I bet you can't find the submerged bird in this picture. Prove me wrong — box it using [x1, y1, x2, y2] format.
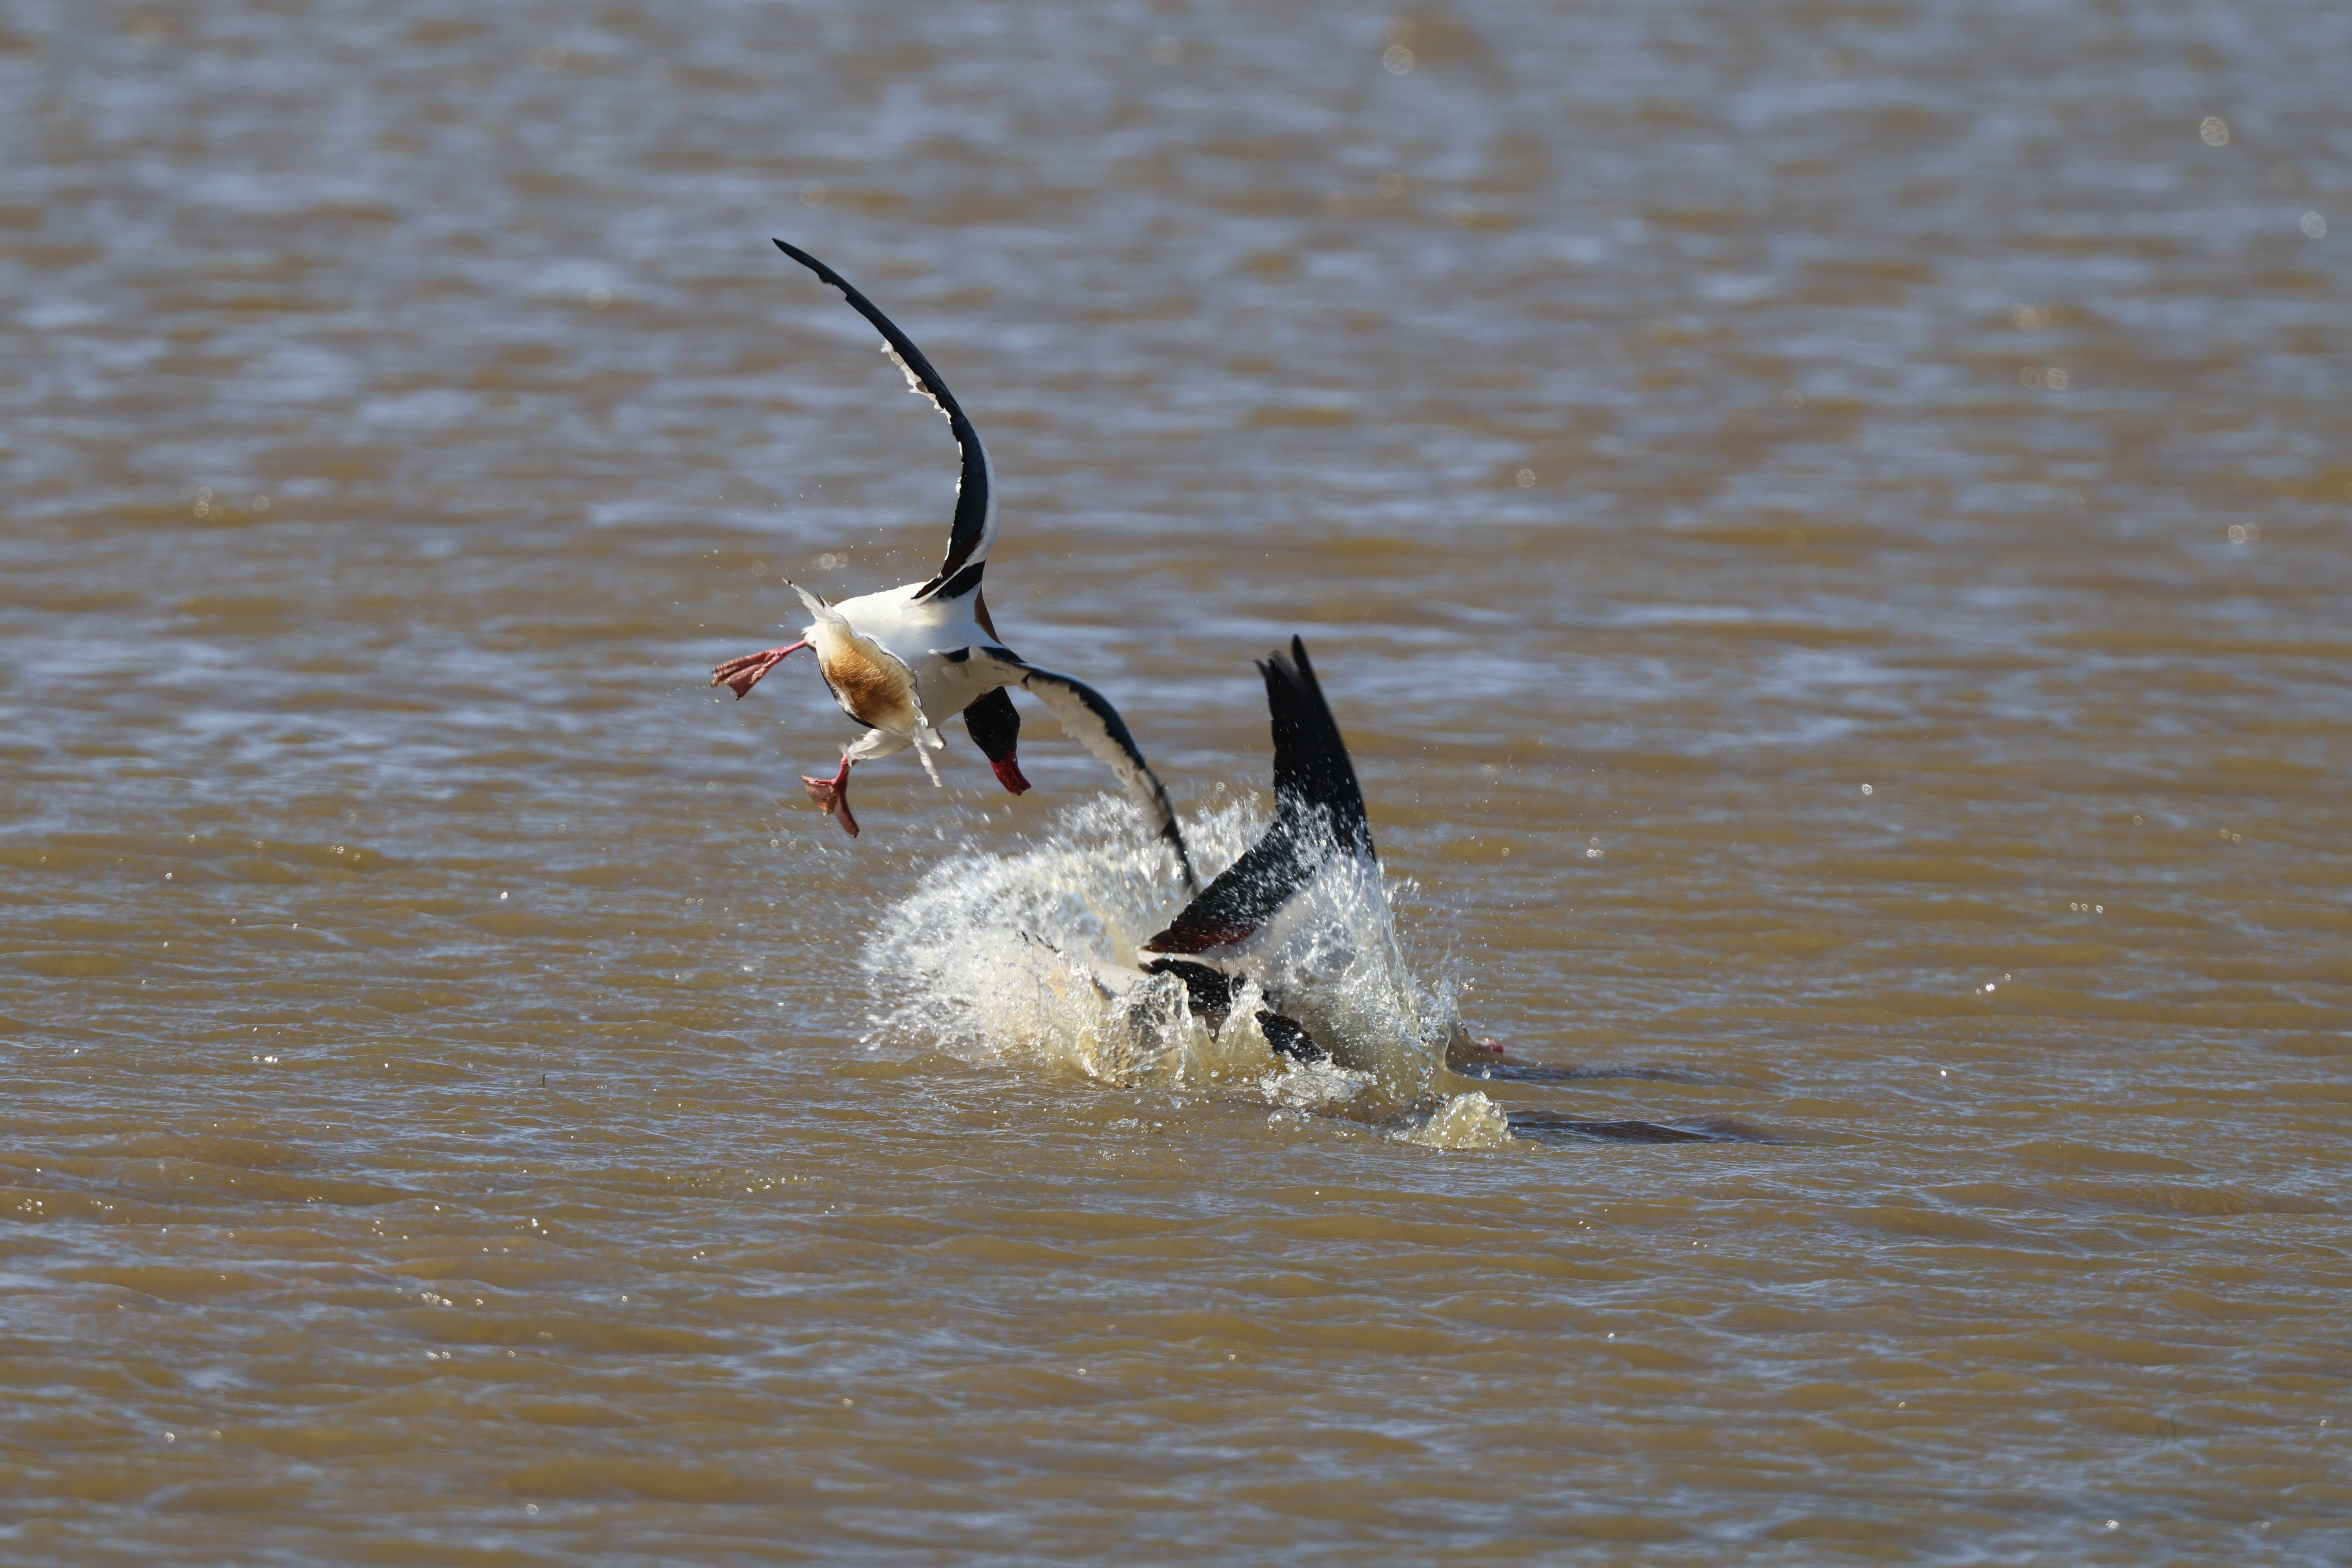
[1129, 635, 1425, 1076]
[1087, 638, 1754, 1143]
[715, 241, 1195, 891]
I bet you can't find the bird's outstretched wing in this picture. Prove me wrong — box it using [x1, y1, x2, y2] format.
[772, 240, 996, 603]
[951, 647, 1197, 892]
[1142, 636, 1371, 955]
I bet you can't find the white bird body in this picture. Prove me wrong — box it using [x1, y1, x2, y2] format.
[787, 582, 944, 781]
[807, 579, 993, 731]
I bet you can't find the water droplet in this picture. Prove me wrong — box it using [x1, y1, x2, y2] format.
[2199, 116, 2229, 146]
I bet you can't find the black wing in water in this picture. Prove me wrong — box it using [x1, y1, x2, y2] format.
[771, 241, 997, 603]
[1143, 635, 1371, 955]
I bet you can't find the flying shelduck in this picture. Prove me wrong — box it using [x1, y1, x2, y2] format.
[715, 242, 1196, 892]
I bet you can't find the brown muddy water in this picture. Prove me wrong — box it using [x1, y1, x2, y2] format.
[5, 1, 2351, 1563]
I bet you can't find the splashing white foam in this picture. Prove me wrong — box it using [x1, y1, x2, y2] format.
[1401, 1092, 1514, 1151]
[862, 797, 1506, 1145]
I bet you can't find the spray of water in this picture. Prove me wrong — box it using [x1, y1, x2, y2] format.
[862, 797, 1511, 1149]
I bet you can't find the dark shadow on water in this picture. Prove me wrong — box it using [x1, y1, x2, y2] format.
[1467, 1063, 1723, 1085]
[1507, 1112, 1773, 1145]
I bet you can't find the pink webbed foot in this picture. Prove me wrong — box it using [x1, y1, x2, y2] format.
[712, 640, 810, 699]
[802, 756, 859, 838]
[990, 751, 1032, 797]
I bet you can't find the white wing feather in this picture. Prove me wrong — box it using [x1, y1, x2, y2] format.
[957, 647, 1194, 887]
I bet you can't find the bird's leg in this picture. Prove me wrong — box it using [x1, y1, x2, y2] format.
[711, 639, 810, 699]
[802, 753, 859, 838]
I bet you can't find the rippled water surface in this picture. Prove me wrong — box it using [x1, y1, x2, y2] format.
[6, 0, 2351, 1561]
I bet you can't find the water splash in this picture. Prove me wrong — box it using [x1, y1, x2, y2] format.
[862, 797, 1505, 1147]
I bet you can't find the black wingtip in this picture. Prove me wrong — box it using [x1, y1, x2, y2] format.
[1258, 636, 1372, 859]
[772, 238, 837, 287]
[1140, 635, 1370, 956]
[1163, 817, 1200, 897]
